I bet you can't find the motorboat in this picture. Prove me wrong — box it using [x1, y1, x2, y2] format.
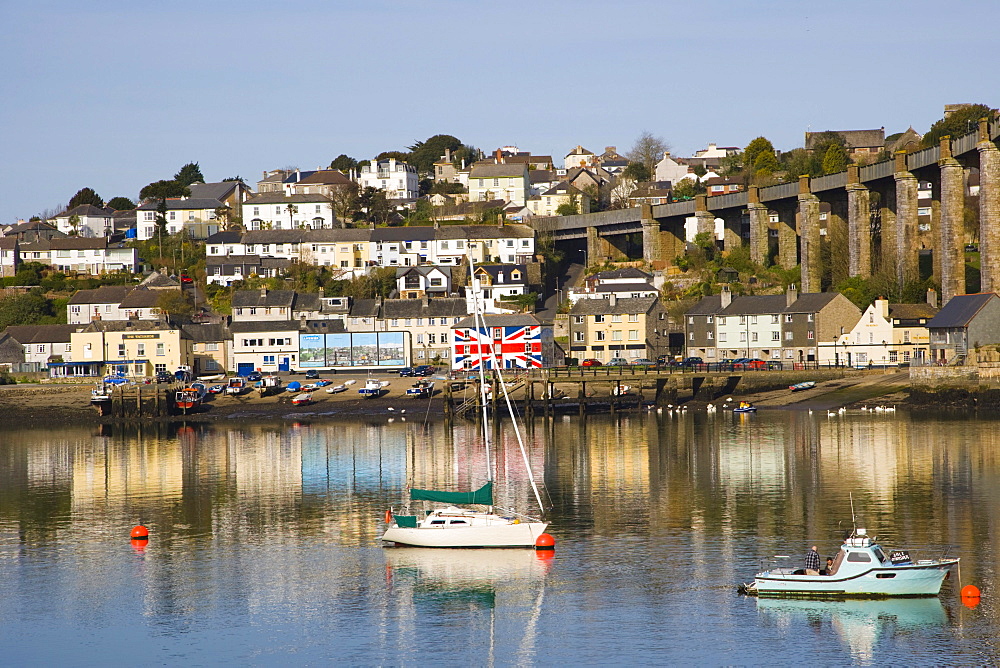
[285, 381, 302, 393]
[174, 387, 202, 413]
[406, 380, 434, 398]
[90, 383, 114, 405]
[739, 528, 959, 598]
[359, 377, 388, 398]
[326, 383, 348, 394]
[226, 377, 246, 396]
[207, 384, 225, 394]
[257, 374, 283, 396]
[733, 402, 757, 413]
[611, 384, 632, 396]
[790, 381, 816, 392]
[290, 393, 313, 406]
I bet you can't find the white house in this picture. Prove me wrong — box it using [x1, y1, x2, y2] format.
[468, 163, 529, 206]
[50, 204, 114, 238]
[241, 193, 337, 231]
[48, 238, 139, 274]
[230, 320, 300, 375]
[371, 227, 436, 267]
[564, 145, 595, 170]
[569, 267, 658, 304]
[654, 152, 690, 184]
[358, 158, 419, 200]
[468, 264, 530, 313]
[396, 266, 453, 299]
[0, 237, 17, 277]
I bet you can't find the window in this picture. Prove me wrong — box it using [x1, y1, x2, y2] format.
[628, 330, 639, 341]
[428, 333, 436, 344]
[428, 318, 435, 326]
[688, 316, 694, 324]
[612, 315, 622, 323]
[417, 334, 423, 344]
[889, 350, 898, 362]
[264, 355, 275, 364]
[807, 330, 814, 340]
[739, 332, 746, 342]
[719, 333, 727, 342]
[594, 315, 605, 323]
[574, 315, 584, 324]
[574, 331, 585, 342]
[493, 328, 502, 339]
[751, 332, 758, 342]
[118, 343, 126, 357]
[707, 331, 713, 340]
[785, 332, 793, 341]
[689, 332, 694, 340]
[718, 317, 726, 325]
[751, 315, 757, 325]
[739, 315, 746, 325]
[785, 314, 793, 323]
[707, 315, 713, 323]
[846, 551, 872, 563]
[612, 331, 622, 341]
[595, 331, 606, 341]
[903, 331, 910, 343]
[137, 343, 145, 357]
[807, 313, 813, 322]
[629, 314, 639, 322]
[771, 315, 779, 324]
[36, 344, 45, 353]
[156, 343, 165, 356]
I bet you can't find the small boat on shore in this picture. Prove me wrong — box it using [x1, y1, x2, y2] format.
[226, 377, 246, 396]
[257, 374, 283, 396]
[90, 383, 114, 405]
[175, 387, 202, 413]
[734, 402, 757, 413]
[406, 380, 434, 398]
[326, 383, 348, 394]
[291, 393, 313, 406]
[739, 527, 959, 599]
[790, 381, 816, 392]
[359, 378, 388, 398]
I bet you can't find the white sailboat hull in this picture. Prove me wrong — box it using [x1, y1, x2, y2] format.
[382, 522, 548, 548]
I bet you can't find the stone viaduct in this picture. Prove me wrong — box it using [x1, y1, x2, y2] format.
[531, 118, 1000, 305]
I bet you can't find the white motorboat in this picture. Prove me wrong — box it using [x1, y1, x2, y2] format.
[381, 249, 550, 549]
[740, 528, 959, 598]
[325, 383, 347, 394]
[358, 377, 387, 398]
[226, 377, 246, 395]
[406, 380, 434, 397]
[290, 392, 313, 406]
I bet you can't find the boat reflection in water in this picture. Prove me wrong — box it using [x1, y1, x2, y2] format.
[385, 548, 552, 663]
[756, 596, 948, 664]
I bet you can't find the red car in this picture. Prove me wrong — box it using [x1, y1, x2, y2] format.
[734, 358, 766, 370]
[180, 274, 194, 284]
[581, 359, 603, 367]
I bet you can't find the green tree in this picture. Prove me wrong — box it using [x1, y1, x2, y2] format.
[374, 150, 409, 163]
[922, 103, 996, 148]
[626, 131, 669, 176]
[744, 137, 776, 174]
[430, 181, 466, 195]
[407, 134, 464, 174]
[174, 162, 205, 187]
[753, 150, 780, 180]
[139, 180, 191, 264]
[0, 289, 53, 328]
[67, 214, 81, 236]
[556, 197, 579, 216]
[67, 187, 104, 209]
[671, 179, 704, 200]
[222, 175, 243, 183]
[622, 161, 651, 183]
[358, 187, 391, 224]
[822, 143, 849, 174]
[329, 154, 358, 173]
[156, 290, 195, 317]
[106, 196, 136, 210]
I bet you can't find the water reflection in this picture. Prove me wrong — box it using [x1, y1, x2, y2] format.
[756, 597, 949, 665]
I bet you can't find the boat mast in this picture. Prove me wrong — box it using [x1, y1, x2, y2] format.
[468, 255, 545, 516]
[467, 250, 493, 482]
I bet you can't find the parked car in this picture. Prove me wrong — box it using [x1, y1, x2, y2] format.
[179, 274, 194, 284]
[246, 371, 262, 382]
[734, 358, 766, 370]
[155, 372, 173, 384]
[608, 357, 629, 366]
[681, 357, 704, 367]
[305, 369, 320, 379]
[398, 367, 416, 377]
[414, 365, 435, 376]
[631, 358, 654, 366]
[581, 359, 603, 367]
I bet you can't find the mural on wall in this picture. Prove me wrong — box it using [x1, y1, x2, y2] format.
[298, 332, 407, 367]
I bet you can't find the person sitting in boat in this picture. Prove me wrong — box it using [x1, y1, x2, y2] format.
[822, 557, 834, 575]
[804, 545, 821, 575]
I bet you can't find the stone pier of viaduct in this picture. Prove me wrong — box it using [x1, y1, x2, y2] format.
[532, 118, 1000, 305]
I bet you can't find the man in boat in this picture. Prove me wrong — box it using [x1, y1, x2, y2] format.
[822, 556, 834, 575]
[804, 545, 821, 575]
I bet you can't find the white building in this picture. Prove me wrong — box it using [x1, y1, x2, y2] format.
[136, 198, 225, 240]
[241, 194, 337, 231]
[50, 204, 114, 238]
[469, 264, 530, 313]
[654, 151, 689, 184]
[358, 158, 419, 200]
[49, 238, 139, 274]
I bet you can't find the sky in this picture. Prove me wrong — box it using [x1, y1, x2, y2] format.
[2, 0, 998, 223]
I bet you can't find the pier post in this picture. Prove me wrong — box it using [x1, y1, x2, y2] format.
[578, 382, 586, 416]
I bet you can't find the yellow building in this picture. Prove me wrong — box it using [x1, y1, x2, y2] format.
[70, 320, 193, 378]
[568, 295, 665, 362]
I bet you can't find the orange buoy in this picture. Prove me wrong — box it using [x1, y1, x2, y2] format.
[534, 533, 555, 550]
[961, 584, 981, 598]
[384, 509, 393, 524]
[130, 525, 149, 540]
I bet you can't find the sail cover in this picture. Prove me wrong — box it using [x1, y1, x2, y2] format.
[409, 482, 493, 505]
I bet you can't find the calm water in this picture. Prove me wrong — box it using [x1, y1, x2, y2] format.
[1, 409, 998, 666]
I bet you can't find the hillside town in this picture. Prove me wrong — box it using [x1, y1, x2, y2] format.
[2, 103, 999, 381]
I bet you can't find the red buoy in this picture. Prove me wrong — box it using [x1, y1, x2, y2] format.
[962, 584, 981, 598]
[384, 509, 393, 524]
[534, 533, 555, 550]
[130, 525, 149, 540]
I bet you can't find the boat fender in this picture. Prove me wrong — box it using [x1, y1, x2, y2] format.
[384, 508, 392, 524]
[513, 519, 520, 524]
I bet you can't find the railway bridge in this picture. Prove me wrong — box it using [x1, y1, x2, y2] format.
[530, 118, 1000, 304]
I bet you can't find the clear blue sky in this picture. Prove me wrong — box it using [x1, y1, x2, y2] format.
[2, 0, 997, 222]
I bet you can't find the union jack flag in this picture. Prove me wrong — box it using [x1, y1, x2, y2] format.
[453, 323, 542, 370]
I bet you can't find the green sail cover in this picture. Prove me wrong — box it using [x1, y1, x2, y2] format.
[409, 481, 493, 505]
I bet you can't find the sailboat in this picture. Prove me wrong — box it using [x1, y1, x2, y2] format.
[381, 253, 551, 549]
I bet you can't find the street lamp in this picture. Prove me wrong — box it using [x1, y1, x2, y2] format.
[579, 248, 588, 271]
[833, 335, 838, 368]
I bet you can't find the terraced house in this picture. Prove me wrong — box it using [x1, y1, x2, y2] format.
[568, 296, 666, 363]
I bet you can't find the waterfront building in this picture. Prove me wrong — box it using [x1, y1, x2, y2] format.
[926, 292, 1000, 364]
[569, 295, 665, 363]
[832, 297, 938, 367]
[67, 319, 192, 378]
[452, 313, 548, 370]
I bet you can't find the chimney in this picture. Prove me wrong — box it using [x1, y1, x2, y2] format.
[495, 148, 503, 163]
[720, 284, 732, 308]
[876, 297, 889, 319]
[422, 296, 429, 308]
[609, 293, 617, 307]
[927, 288, 938, 308]
[786, 283, 798, 307]
[318, 287, 324, 299]
[605, 146, 616, 154]
[260, 286, 267, 299]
